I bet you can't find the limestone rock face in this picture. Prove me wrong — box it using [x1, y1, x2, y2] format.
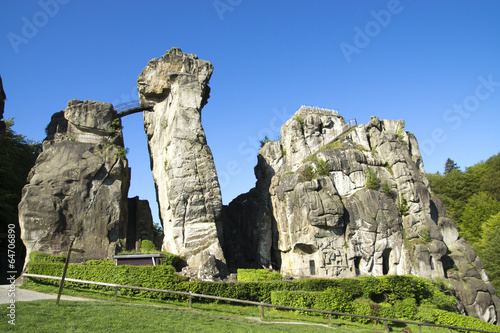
[138, 48, 226, 279]
[127, 196, 160, 251]
[222, 190, 275, 271]
[227, 106, 499, 324]
[19, 100, 130, 263]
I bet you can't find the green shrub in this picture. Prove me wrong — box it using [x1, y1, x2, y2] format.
[294, 115, 304, 126]
[397, 128, 405, 140]
[84, 259, 115, 266]
[381, 182, 393, 196]
[315, 159, 329, 176]
[398, 195, 409, 216]
[350, 299, 375, 323]
[304, 165, 315, 181]
[29, 251, 66, 264]
[27, 258, 489, 330]
[140, 240, 157, 253]
[259, 136, 272, 148]
[237, 269, 282, 282]
[109, 118, 122, 136]
[114, 147, 128, 159]
[314, 287, 353, 313]
[27, 262, 179, 299]
[392, 298, 417, 320]
[365, 168, 381, 189]
[161, 253, 183, 271]
[417, 308, 500, 332]
[271, 290, 316, 315]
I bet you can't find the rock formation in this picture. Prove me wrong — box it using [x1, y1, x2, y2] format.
[16, 49, 499, 323]
[19, 100, 131, 263]
[137, 48, 226, 279]
[223, 106, 500, 324]
[127, 196, 160, 251]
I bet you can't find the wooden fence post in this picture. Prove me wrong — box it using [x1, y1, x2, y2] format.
[189, 292, 192, 309]
[418, 324, 422, 333]
[114, 286, 117, 301]
[448, 329, 452, 333]
[328, 313, 332, 327]
[384, 320, 389, 333]
[260, 302, 265, 319]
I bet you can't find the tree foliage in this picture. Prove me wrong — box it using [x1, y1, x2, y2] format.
[428, 153, 500, 244]
[428, 153, 500, 289]
[478, 212, 500, 289]
[444, 158, 459, 175]
[0, 119, 41, 283]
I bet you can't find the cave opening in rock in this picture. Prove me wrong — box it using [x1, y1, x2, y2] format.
[309, 260, 316, 275]
[441, 254, 455, 278]
[382, 248, 391, 275]
[353, 256, 361, 276]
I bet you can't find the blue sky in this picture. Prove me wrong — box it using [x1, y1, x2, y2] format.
[1, 1, 499, 223]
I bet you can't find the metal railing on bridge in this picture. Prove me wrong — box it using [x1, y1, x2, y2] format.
[113, 100, 153, 117]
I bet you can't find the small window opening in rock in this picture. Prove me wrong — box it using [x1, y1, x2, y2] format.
[440, 255, 454, 278]
[354, 256, 361, 276]
[430, 255, 434, 270]
[309, 260, 316, 275]
[382, 248, 391, 275]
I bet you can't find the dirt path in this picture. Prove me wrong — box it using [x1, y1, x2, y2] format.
[0, 284, 93, 304]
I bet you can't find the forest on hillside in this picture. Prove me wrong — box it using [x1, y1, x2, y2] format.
[428, 153, 500, 290]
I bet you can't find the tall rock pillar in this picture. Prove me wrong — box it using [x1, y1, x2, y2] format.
[138, 48, 226, 280]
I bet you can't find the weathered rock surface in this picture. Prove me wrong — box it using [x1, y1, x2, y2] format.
[127, 196, 160, 251]
[19, 100, 130, 263]
[138, 48, 226, 280]
[224, 106, 500, 324]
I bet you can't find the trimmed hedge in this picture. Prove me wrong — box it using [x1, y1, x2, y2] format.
[29, 251, 66, 264]
[25, 253, 500, 331]
[415, 307, 500, 332]
[140, 240, 157, 253]
[237, 269, 282, 282]
[27, 262, 179, 299]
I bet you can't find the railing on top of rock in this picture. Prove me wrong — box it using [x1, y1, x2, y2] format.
[347, 118, 357, 126]
[114, 100, 154, 117]
[299, 105, 339, 114]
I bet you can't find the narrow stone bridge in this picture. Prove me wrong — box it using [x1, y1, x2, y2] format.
[114, 100, 153, 117]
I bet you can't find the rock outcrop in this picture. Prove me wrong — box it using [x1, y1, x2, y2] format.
[19, 100, 130, 263]
[223, 106, 500, 324]
[127, 196, 160, 251]
[137, 48, 226, 279]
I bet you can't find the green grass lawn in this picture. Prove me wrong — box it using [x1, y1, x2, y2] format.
[8, 282, 456, 333]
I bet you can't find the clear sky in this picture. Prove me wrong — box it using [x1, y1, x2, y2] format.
[1, 1, 499, 224]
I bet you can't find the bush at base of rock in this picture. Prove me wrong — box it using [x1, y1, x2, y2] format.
[236, 269, 282, 282]
[25, 253, 500, 331]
